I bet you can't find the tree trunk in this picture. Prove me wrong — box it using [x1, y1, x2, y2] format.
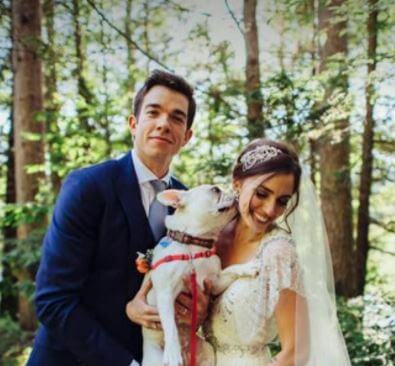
[12, 0, 45, 330]
[1, 8, 18, 318]
[124, 0, 136, 108]
[43, 0, 62, 194]
[317, 0, 354, 297]
[355, 0, 379, 295]
[308, 138, 317, 186]
[309, 0, 318, 185]
[243, 0, 264, 139]
[1, 110, 18, 319]
[72, 0, 94, 131]
[276, 8, 285, 72]
[143, 0, 150, 74]
[99, 0, 111, 156]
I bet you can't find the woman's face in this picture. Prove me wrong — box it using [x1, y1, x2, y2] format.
[235, 173, 295, 233]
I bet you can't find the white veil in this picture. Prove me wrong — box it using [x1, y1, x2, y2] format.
[288, 173, 351, 365]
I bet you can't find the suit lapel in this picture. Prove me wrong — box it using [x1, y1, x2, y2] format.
[114, 152, 155, 254]
[115, 157, 188, 252]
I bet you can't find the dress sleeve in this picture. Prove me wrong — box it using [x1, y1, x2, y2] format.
[257, 235, 304, 321]
[231, 233, 305, 343]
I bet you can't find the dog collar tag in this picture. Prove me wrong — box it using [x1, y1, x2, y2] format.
[159, 238, 171, 248]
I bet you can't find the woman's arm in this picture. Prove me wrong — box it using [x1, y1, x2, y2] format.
[270, 289, 309, 366]
[269, 289, 297, 366]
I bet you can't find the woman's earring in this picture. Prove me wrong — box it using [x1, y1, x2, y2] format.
[234, 190, 240, 202]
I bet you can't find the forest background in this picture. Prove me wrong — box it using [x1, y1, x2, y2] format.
[0, 0, 394, 365]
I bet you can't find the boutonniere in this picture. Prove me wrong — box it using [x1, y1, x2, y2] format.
[135, 249, 154, 273]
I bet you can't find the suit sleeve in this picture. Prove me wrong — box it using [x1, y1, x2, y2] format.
[35, 171, 134, 366]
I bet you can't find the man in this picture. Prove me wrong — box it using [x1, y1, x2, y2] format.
[27, 70, 207, 366]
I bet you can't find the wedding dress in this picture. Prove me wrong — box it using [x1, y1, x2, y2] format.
[204, 228, 302, 366]
[203, 175, 351, 366]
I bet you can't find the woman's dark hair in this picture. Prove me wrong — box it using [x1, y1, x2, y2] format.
[233, 138, 302, 226]
[133, 69, 196, 129]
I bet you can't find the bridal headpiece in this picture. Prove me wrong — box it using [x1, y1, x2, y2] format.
[240, 145, 282, 171]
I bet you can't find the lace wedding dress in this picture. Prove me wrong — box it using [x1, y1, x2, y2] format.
[204, 228, 303, 366]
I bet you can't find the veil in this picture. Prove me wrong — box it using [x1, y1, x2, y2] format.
[288, 173, 351, 365]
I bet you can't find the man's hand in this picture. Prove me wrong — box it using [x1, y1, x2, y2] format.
[125, 280, 162, 330]
[174, 275, 212, 327]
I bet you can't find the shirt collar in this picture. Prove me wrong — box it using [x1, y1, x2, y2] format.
[131, 149, 171, 185]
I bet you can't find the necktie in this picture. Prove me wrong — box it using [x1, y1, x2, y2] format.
[148, 180, 167, 242]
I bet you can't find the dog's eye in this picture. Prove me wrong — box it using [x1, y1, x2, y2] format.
[211, 186, 221, 194]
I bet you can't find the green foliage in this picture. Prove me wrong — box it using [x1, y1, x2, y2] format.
[0, 314, 34, 366]
[0, 202, 47, 302]
[1, 231, 43, 275]
[338, 291, 395, 365]
[0, 203, 49, 229]
[262, 71, 315, 143]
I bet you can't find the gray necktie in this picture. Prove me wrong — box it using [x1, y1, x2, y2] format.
[148, 180, 167, 242]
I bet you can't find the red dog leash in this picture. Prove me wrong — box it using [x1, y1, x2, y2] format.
[136, 246, 216, 366]
[189, 271, 198, 366]
[151, 249, 215, 366]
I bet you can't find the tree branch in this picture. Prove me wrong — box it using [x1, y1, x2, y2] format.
[370, 217, 395, 233]
[160, 0, 190, 13]
[224, 0, 244, 36]
[374, 139, 395, 153]
[370, 245, 395, 256]
[86, 0, 173, 72]
[86, 0, 245, 121]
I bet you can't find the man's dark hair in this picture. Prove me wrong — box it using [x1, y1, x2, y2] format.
[134, 70, 196, 129]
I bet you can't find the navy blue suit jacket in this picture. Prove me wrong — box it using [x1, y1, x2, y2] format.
[29, 152, 186, 366]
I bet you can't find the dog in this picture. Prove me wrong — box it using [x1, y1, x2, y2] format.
[140, 184, 237, 366]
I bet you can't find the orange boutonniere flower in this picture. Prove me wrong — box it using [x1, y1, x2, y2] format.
[135, 250, 154, 274]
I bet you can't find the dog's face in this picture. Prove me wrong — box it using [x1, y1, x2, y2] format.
[157, 185, 237, 239]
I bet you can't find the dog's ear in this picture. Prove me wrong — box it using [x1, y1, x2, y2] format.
[157, 189, 185, 208]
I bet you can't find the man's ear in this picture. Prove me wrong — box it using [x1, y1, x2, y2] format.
[157, 189, 186, 208]
[182, 128, 193, 147]
[128, 115, 137, 137]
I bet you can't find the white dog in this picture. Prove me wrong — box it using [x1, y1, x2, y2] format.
[140, 185, 237, 366]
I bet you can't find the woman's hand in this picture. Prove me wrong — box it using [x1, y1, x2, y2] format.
[175, 276, 212, 327]
[125, 279, 162, 330]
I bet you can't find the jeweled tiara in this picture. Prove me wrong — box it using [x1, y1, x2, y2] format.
[240, 145, 282, 171]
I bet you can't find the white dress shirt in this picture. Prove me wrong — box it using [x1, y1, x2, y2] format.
[131, 149, 171, 216]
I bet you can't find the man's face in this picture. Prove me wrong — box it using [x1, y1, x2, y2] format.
[129, 85, 192, 167]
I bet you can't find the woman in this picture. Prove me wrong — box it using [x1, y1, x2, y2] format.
[203, 138, 351, 366]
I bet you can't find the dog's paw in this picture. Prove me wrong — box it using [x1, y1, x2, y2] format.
[163, 344, 183, 366]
